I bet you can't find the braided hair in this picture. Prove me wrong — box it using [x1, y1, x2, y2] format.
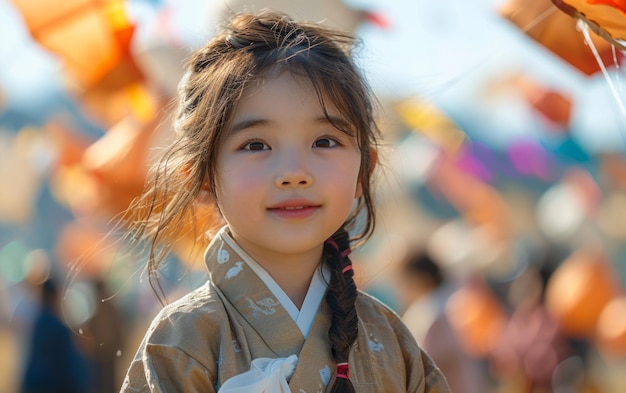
[324, 228, 358, 392]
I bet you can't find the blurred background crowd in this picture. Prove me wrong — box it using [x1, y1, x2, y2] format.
[1, 0, 625, 392]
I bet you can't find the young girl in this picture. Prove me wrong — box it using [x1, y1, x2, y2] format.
[121, 10, 451, 393]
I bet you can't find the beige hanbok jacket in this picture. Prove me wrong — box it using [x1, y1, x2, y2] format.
[121, 230, 451, 392]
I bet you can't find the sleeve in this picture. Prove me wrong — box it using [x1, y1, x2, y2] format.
[419, 349, 453, 393]
[121, 344, 216, 393]
[394, 317, 452, 393]
[356, 291, 452, 393]
[119, 293, 221, 393]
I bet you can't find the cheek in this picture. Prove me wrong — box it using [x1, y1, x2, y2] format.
[331, 160, 363, 201]
[215, 164, 265, 202]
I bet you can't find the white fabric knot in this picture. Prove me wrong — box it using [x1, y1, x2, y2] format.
[218, 354, 298, 393]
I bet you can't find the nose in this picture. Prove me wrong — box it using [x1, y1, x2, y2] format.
[274, 152, 313, 188]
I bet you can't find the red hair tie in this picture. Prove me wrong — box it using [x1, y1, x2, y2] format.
[341, 264, 353, 274]
[326, 239, 339, 251]
[326, 239, 352, 258]
[336, 362, 350, 379]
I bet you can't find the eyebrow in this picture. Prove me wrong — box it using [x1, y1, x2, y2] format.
[229, 118, 269, 133]
[229, 115, 353, 134]
[325, 115, 353, 135]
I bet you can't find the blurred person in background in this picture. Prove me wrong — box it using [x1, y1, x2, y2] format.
[19, 278, 91, 393]
[396, 247, 488, 393]
[84, 278, 126, 393]
[489, 250, 576, 393]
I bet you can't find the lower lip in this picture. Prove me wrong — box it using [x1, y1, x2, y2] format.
[268, 206, 319, 220]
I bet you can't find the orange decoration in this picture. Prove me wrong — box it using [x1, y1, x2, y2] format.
[588, 0, 626, 14]
[11, 0, 139, 87]
[527, 89, 572, 127]
[595, 296, 626, 358]
[171, 203, 223, 269]
[81, 112, 159, 218]
[44, 120, 93, 168]
[11, 0, 147, 130]
[446, 277, 507, 357]
[55, 220, 117, 278]
[552, 0, 626, 49]
[500, 0, 621, 75]
[515, 76, 573, 128]
[545, 248, 621, 337]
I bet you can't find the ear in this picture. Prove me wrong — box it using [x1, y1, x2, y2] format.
[355, 148, 378, 198]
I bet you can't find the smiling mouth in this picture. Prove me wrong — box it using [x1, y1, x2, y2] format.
[268, 200, 320, 210]
[268, 203, 320, 219]
[269, 205, 317, 211]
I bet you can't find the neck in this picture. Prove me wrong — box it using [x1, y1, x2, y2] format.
[223, 228, 325, 309]
[259, 250, 322, 309]
[234, 244, 323, 309]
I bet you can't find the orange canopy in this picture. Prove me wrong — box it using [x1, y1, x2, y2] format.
[552, 0, 626, 49]
[500, 0, 622, 75]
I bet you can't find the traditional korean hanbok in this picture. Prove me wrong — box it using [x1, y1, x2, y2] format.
[121, 226, 451, 392]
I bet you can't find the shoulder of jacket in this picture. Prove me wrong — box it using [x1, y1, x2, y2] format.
[148, 281, 227, 336]
[355, 290, 401, 318]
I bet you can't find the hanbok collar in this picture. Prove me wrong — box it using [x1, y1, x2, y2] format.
[204, 226, 348, 391]
[219, 227, 329, 338]
[204, 226, 328, 355]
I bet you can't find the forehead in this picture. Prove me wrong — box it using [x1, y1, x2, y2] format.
[245, 70, 312, 98]
[230, 71, 342, 124]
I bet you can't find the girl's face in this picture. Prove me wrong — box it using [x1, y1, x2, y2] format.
[215, 71, 363, 265]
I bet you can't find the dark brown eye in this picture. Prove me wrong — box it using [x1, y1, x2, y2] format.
[243, 141, 269, 151]
[313, 138, 337, 148]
